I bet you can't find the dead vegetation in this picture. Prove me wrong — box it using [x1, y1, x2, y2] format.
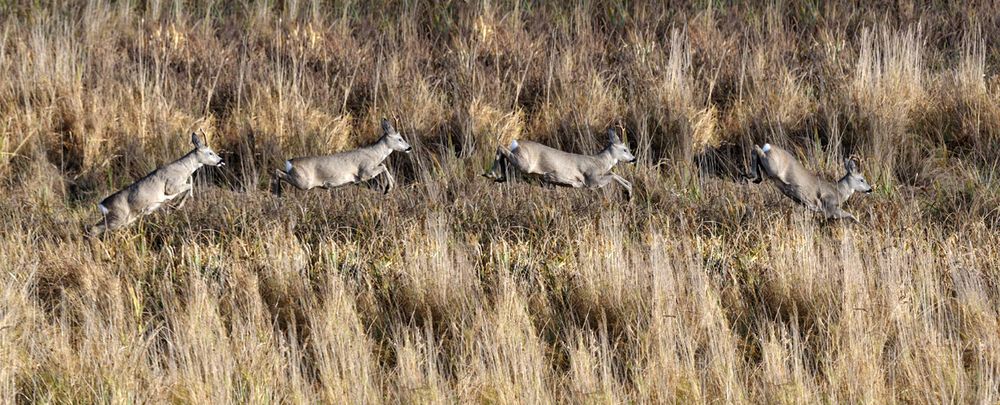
[0, 1, 998, 402]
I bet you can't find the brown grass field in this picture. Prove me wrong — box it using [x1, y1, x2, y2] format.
[1, 1, 999, 403]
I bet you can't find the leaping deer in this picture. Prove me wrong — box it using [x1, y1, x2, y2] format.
[88, 132, 224, 236]
[272, 118, 412, 196]
[483, 127, 636, 198]
[748, 143, 873, 222]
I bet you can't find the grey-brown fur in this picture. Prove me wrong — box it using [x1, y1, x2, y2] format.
[749, 143, 873, 222]
[272, 118, 412, 196]
[88, 132, 224, 236]
[484, 128, 636, 198]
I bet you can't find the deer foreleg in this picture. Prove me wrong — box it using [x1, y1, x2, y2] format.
[586, 173, 633, 199]
[825, 204, 859, 223]
[161, 176, 194, 210]
[358, 164, 387, 181]
[832, 209, 859, 223]
[379, 168, 396, 194]
[610, 174, 633, 199]
[172, 188, 192, 210]
[357, 164, 394, 193]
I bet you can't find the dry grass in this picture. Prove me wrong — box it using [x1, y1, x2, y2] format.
[1, 1, 999, 403]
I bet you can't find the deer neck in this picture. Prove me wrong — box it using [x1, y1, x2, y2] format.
[596, 146, 617, 172]
[370, 137, 394, 161]
[174, 149, 205, 177]
[835, 175, 856, 204]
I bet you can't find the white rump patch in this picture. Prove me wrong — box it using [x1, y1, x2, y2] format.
[284, 160, 293, 172]
[509, 139, 519, 151]
[762, 143, 772, 152]
[97, 204, 109, 215]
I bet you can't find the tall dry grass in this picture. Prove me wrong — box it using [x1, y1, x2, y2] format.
[1, 1, 999, 403]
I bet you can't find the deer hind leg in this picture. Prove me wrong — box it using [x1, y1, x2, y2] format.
[272, 169, 289, 197]
[87, 221, 108, 237]
[320, 180, 346, 191]
[270, 172, 283, 197]
[482, 149, 502, 180]
[88, 206, 128, 237]
[748, 148, 765, 183]
[542, 172, 585, 188]
[484, 147, 514, 182]
[273, 168, 311, 195]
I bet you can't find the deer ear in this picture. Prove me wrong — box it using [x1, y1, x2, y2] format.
[381, 118, 395, 134]
[844, 158, 858, 173]
[608, 128, 622, 145]
[191, 132, 204, 148]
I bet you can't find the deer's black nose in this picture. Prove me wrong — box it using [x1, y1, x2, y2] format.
[404, 147, 413, 153]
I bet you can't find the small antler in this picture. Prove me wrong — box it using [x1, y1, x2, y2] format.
[847, 153, 863, 166]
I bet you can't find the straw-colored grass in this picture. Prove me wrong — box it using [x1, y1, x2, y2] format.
[1, 1, 998, 403]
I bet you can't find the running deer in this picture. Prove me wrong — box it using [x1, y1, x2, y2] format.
[87, 132, 224, 236]
[748, 143, 873, 222]
[272, 118, 412, 196]
[483, 127, 636, 197]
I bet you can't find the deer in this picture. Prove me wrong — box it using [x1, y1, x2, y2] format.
[748, 143, 874, 222]
[87, 132, 224, 236]
[272, 118, 412, 196]
[483, 127, 637, 198]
